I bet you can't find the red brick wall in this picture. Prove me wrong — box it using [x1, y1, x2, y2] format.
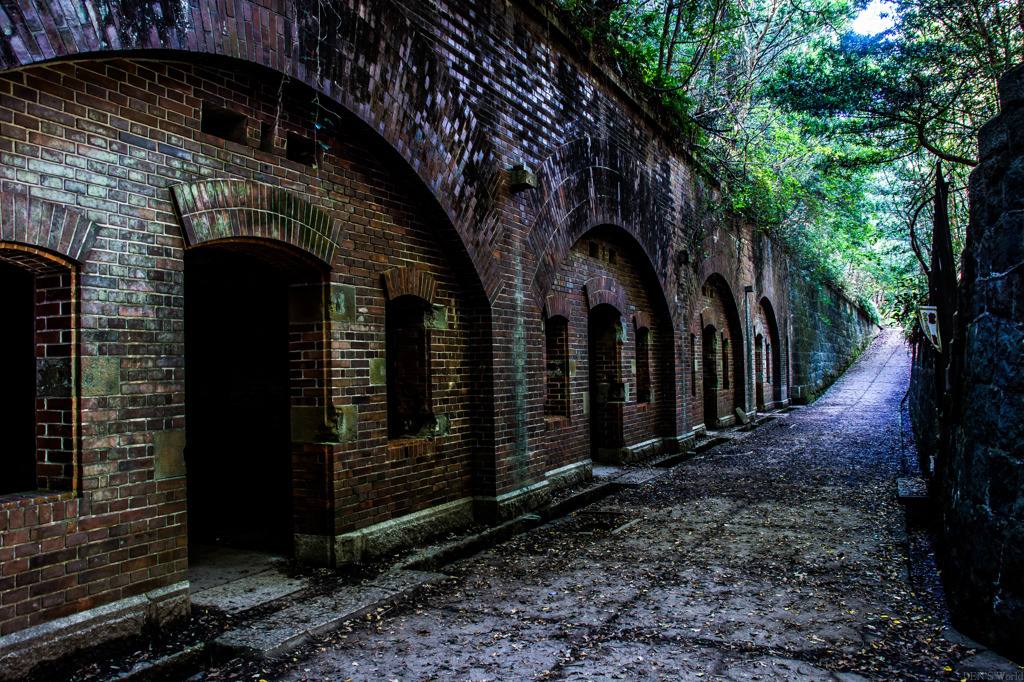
[0, 55, 490, 635]
[542, 231, 675, 470]
[692, 273, 745, 428]
[0, 0, 873, 646]
[34, 270, 76, 491]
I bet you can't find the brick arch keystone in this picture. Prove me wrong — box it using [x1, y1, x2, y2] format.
[0, 190, 98, 263]
[544, 292, 573, 321]
[0, 0, 501, 302]
[171, 180, 342, 265]
[584, 276, 627, 315]
[382, 264, 437, 303]
[633, 311, 651, 331]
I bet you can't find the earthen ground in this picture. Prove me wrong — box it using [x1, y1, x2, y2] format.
[198, 328, 1010, 681]
[42, 329, 1023, 680]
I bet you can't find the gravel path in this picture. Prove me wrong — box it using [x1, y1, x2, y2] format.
[201, 329, 1006, 681]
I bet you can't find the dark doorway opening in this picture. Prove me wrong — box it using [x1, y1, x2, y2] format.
[386, 295, 434, 439]
[589, 304, 624, 461]
[0, 261, 37, 494]
[702, 325, 719, 427]
[185, 247, 294, 553]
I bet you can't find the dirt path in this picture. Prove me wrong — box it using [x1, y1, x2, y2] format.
[221, 330, 993, 680]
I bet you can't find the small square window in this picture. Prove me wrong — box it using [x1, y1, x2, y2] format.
[201, 102, 248, 145]
[286, 132, 319, 166]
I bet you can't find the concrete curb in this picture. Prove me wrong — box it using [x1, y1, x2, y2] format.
[398, 481, 623, 572]
[212, 570, 451, 660]
[114, 643, 209, 681]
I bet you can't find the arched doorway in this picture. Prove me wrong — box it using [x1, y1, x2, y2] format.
[184, 242, 325, 553]
[702, 324, 719, 427]
[697, 274, 745, 426]
[589, 303, 625, 462]
[759, 297, 784, 407]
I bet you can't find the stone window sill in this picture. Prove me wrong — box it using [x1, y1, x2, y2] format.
[0, 490, 75, 511]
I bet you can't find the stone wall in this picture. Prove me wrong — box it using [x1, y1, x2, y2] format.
[907, 339, 939, 476]
[0, 0, 879, 666]
[789, 274, 879, 404]
[940, 63, 1024, 658]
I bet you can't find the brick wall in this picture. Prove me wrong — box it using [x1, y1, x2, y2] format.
[541, 231, 676, 469]
[0, 0, 876, 655]
[693, 273, 746, 429]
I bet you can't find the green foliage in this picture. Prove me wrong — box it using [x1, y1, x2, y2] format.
[554, 0, 1023, 332]
[551, 0, 880, 291]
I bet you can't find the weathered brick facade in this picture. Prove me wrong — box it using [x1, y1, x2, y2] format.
[0, 0, 875, 667]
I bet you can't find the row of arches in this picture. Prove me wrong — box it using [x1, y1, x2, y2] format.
[0, 0, 797, 650]
[688, 274, 784, 429]
[1, 219, 785, 539]
[0, 57, 789, 570]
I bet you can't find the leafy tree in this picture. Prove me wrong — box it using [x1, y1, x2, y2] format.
[554, 0, 1021, 326]
[765, 0, 1021, 325]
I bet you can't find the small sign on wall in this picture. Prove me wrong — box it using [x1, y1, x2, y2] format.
[918, 306, 941, 352]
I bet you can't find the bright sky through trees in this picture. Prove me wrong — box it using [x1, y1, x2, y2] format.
[851, 0, 896, 35]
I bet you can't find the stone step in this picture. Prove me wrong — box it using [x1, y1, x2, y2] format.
[212, 570, 446, 659]
[191, 570, 308, 615]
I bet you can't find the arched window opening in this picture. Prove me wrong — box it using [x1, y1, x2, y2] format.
[387, 295, 434, 438]
[636, 326, 652, 403]
[544, 316, 570, 417]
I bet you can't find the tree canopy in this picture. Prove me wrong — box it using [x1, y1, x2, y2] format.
[554, 0, 1023, 328]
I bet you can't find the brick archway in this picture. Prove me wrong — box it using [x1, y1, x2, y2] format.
[758, 296, 784, 406]
[172, 179, 342, 264]
[0, 0, 501, 301]
[696, 273, 746, 426]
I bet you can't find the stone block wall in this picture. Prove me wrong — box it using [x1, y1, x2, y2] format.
[788, 274, 879, 403]
[942, 63, 1024, 657]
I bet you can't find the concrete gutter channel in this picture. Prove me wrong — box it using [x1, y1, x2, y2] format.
[109, 412, 787, 681]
